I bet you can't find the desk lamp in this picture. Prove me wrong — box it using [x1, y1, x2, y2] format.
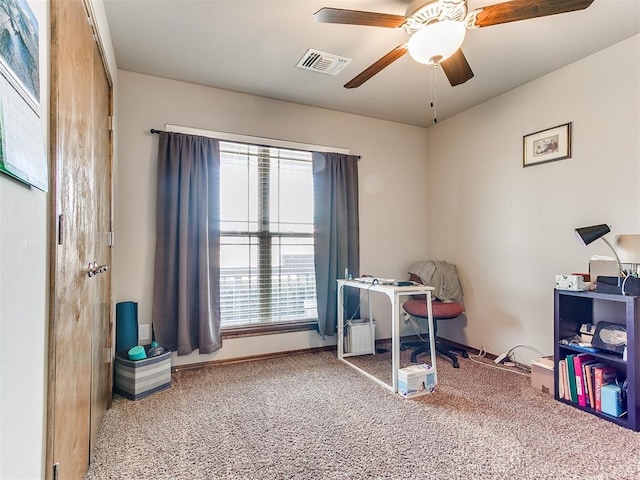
[575, 224, 623, 287]
[617, 235, 640, 277]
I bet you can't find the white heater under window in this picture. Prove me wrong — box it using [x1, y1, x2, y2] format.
[345, 319, 375, 355]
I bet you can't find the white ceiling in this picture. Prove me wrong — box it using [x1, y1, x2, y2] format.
[103, 0, 640, 128]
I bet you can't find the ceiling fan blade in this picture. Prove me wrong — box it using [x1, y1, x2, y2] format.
[314, 7, 407, 28]
[474, 0, 595, 27]
[344, 45, 408, 89]
[440, 49, 474, 86]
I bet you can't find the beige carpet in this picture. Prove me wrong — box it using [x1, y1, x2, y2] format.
[85, 346, 640, 479]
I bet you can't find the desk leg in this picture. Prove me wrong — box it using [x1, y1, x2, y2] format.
[391, 294, 399, 393]
[337, 283, 344, 360]
[426, 291, 438, 384]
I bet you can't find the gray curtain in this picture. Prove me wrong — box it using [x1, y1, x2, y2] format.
[152, 132, 222, 356]
[312, 152, 360, 337]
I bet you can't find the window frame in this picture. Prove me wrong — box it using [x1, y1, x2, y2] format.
[218, 142, 315, 331]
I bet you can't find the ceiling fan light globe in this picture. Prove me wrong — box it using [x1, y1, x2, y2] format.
[408, 20, 466, 65]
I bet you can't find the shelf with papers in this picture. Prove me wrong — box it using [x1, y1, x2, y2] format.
[558, 343, 625, 365]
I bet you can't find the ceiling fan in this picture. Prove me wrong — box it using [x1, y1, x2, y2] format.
[314, 0, 595, 88]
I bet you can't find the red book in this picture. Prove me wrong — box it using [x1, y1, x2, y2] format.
[572, 354, 594, 407]
[594, 366, 617, 411]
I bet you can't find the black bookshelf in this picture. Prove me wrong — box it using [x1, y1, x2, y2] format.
[554, 289, 640, 431]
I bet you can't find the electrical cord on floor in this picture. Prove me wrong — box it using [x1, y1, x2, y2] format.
[503, 344, 544, 357]
[468, 346, 531, 376]
[501, 345, 544, 373]
[506, 354, 532, 374]
[470, 346, 487, 358]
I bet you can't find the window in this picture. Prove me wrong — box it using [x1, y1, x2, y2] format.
[219, 141, 317, 328]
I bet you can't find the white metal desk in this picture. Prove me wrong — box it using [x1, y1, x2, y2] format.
[336, 279, 437, 393]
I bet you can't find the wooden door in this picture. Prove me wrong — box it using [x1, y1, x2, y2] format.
[89, 22, 113, 457]
[47, 0, 113, 478]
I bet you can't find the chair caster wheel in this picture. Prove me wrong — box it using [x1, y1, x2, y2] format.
[400, 345, 409, 351]
[462, 351, 469, 358]
[410, 355, 418, 363]
[452, 361, 460, 368]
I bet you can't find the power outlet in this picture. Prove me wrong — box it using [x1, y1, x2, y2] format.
[138, 324, 150, 342]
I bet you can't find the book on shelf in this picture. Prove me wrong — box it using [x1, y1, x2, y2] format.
[563, 360, 571, 400]
[566, 354, 577, 402]
[558, 359, 566, 399]
[584, 361, 604, 409]
[593, 366, 618, 412]
[573, 354, 595, 407]
[584, 363, 600, 409]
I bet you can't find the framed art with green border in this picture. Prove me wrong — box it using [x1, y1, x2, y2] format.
[0, 0, 47, 191]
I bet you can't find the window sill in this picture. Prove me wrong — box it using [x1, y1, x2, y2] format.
[222, 320, 318, 339]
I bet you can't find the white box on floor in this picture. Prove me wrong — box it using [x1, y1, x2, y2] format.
[531, 356, 554, 395]
[345, 319, 375, 355]
[398, 364, 435, 398]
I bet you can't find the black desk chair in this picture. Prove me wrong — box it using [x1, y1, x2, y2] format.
[401, 298, 468, 368]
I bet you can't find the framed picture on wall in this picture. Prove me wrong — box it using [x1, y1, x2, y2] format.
[523, 122, 572, 168]
[0, 0, 47, 191]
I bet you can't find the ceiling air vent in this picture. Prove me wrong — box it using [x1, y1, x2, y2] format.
[296, 49, 351, 76]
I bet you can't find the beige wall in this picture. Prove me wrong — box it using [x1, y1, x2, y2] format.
[426, 35, 640, 364]
[0, 1, 48, 477]
[114, 70, 429, 366]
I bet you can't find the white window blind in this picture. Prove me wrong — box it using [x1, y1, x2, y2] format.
[219, 141, 317, 327]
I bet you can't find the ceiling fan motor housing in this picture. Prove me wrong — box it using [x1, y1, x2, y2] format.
[404, 0, 468, 35]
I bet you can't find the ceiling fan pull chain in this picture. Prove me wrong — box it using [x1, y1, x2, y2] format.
[430, 62, 438, 124]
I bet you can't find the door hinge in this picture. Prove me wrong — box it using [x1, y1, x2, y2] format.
[53, 463, 59, 480]
[57, 214, 64, 245]
[107, 115, 113, 131]
[107, 231, 114, 247]
[104, 346, 112, 364]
